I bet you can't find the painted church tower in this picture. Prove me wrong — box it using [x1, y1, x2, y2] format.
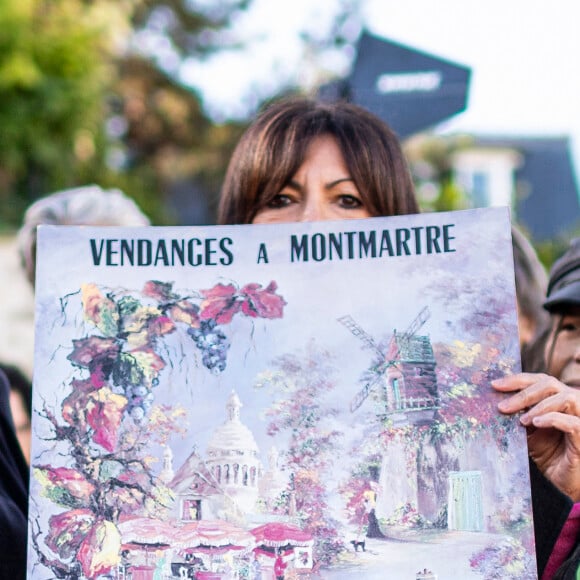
[258, 446, 287, 509]
[205, 390, 262, 514]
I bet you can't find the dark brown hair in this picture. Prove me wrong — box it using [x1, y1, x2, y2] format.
[218, 97, 419, 224]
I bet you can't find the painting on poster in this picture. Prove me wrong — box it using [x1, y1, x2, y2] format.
[27, 207, 537, 579]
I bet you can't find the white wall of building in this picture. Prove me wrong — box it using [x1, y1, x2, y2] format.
[452, 148, 523, 209]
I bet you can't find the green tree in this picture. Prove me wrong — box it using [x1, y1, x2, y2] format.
[0, 0, 252, 227]
[255, 344, 345, 567]
[0, 0, 117, 225]
[0, 0, 365, 228]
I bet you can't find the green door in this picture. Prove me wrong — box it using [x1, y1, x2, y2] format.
[447, 470, 483, 531]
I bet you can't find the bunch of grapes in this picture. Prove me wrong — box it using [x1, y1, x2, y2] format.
[187, 319, 230, 373]
[110, 355, 155, 423]
[125, 385, 155, 423]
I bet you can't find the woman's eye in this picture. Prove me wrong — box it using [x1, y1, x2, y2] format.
[338, 194, 363, 209]
[560, 317, 580, 332]
[266, 194, 293, 209]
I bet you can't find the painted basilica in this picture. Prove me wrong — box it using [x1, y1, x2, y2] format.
[164, 390, 287, 524]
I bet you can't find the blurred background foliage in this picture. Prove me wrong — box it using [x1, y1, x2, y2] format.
[0, 0, 573, 265]
[0, 0, 252, 226]
[0, 0, 112, 222]
[0, 0, 358, 228]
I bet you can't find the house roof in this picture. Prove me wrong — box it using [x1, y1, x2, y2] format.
[170, 450, 222, 496]
[471, 136, 580, 241]
[320, 31, 471, 138]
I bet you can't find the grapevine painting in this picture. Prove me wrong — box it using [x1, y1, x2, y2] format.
[28, 208, 537, 579]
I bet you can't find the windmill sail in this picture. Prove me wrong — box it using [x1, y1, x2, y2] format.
[350, 376, 384, 413]
[337, 315, 384, 358]
[341, 307, 433, 414]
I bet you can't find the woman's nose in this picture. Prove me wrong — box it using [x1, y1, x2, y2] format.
[299, 195, 327, 222]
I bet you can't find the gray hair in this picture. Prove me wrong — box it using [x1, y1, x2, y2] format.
[18, 185, 150, 285]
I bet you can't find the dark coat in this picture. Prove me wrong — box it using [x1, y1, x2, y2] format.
[531, 458, 580, 579]
[0, 370, 28, 579]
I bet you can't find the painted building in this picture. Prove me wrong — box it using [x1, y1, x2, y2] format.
[205, 390, 263, 515]
[169, 390, 285, 524]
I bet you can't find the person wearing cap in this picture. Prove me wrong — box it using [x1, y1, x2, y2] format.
[494, 237, 580, 579]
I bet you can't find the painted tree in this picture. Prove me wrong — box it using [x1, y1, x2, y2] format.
[338, 447, 383, 532]
[410, 263, 521, 510]
[31, 279, 285, 579]
[255, 342, 345, 567]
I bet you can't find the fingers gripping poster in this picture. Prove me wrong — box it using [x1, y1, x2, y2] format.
[28, 208, 537, 579]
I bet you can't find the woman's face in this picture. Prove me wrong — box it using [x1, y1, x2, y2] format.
[545, 308, 580, 386]
[252, 134, 372, 223]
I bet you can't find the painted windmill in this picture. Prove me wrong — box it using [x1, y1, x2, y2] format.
[338, 307, 440, 424]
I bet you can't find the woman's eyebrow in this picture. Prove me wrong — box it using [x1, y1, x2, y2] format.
[285, 180, 303, 192]
[327, 177, 355, 188]
[284, 177, 355, 192]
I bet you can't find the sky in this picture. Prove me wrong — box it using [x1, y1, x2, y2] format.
[183, 0, 580, 174]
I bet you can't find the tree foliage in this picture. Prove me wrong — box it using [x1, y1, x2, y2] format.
[255, 343, 345, 567]
[403, 134, 476, 214]
[0, 0, 115, 223]
[0, 0, 364, 228]
[108, 0, 253, 224]
[0, 0, 252, 227]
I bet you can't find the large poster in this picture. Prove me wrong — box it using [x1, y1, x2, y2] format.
[28, 207, 537, 579]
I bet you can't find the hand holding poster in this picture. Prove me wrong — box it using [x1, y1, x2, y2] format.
[27, 207, 537, 579]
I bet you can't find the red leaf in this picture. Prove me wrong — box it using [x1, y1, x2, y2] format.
[240, 281, 286, 319]
[45, 509, 95, 559]
[147, 315, 176, 338]
[61, 378, 94, 427]
[86, 388, 127, 452]
[199, 283, 240, 324]
[142, 280, 176, 301]
[40, 466, 96, 503]
[67, 337, 119, 369]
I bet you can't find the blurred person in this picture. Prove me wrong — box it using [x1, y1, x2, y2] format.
[0, 364, 32, 465]
[494, 237, 580, 578]
[512, 225, 551, 372]
[0, 367, 28, 579]
[17, 184, 150, 287]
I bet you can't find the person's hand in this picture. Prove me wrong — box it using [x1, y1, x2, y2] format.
[492, 372, 580, 502]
